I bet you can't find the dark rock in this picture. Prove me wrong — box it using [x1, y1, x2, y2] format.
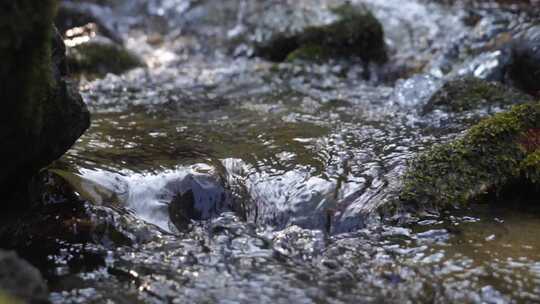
[0, 169, 158, 253]
[422, 77, 532, 114]
[507, 25, 540, 96]
[167, 173, 232, 231]
[253, 3, 387, 63]
[55, 1, 123, 45]
[0, 1, 90, 206]
[0, 250, 49, 304]
[169, 190, 199, 231]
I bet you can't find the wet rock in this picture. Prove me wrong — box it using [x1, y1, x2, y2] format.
[399, 102, 540, 209]
[506, 25, 540, 96]
[467, 26, 540, 95]
[54, 0, 141, 77]
[0, 170, 157, 253]
[422, 77, 532, 114]
[0, 1, 90, 205]
[254, 3, 387, 63]
[167, 172, 233, 232]
[64, 23, 142, 77]
[0, 250, 49, 304]
[169, 190, 199, 231]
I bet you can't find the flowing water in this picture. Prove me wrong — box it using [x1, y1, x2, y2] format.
[35, 0, 540, 302]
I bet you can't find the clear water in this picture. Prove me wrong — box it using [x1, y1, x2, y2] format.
[39, 0, 540, 302]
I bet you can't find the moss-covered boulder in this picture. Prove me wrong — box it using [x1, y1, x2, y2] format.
[422, 77, 532, 114]
[255, 3, 387, 63]
[64, 23, 142, 77]
[0, 1, 90, 205]
[400, 102, 540, 209]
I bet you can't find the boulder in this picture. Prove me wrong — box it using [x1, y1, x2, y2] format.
[0, 0, 90, 204]
[167, 173, 233, 232]
[400, 102, 540, 209]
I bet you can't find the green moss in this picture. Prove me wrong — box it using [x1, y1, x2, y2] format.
[67, 42, 142, 77]
[400, 102, 540, 208]
[507, 25, 540, 96]
[285, 45, 332, 62]
[423, 77, 532, 114]
[521, 150, 540, 184]
[257, 3, 387, 63]
[0, 292, 22, 304]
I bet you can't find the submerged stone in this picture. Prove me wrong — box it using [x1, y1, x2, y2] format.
[169, 190, 199, 231]
[422, 77, 532, 114]
[400, 102, 540, 209]
[254, 3, 387, 63]
[0, 1, 90, 205]
[167, 173, 233, 232]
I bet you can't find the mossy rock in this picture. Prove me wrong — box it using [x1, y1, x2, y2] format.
[0, 1, 90, 204]
[256, 3, 387, 63]
[422, 77, 532, 114]
[400, 102, 540, 209]
[67, 39, 142, 77]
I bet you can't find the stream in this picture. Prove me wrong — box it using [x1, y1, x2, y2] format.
[29, 0, 540, 303]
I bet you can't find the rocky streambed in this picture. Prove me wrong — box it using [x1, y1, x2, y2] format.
[1, 0, 540, 303]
